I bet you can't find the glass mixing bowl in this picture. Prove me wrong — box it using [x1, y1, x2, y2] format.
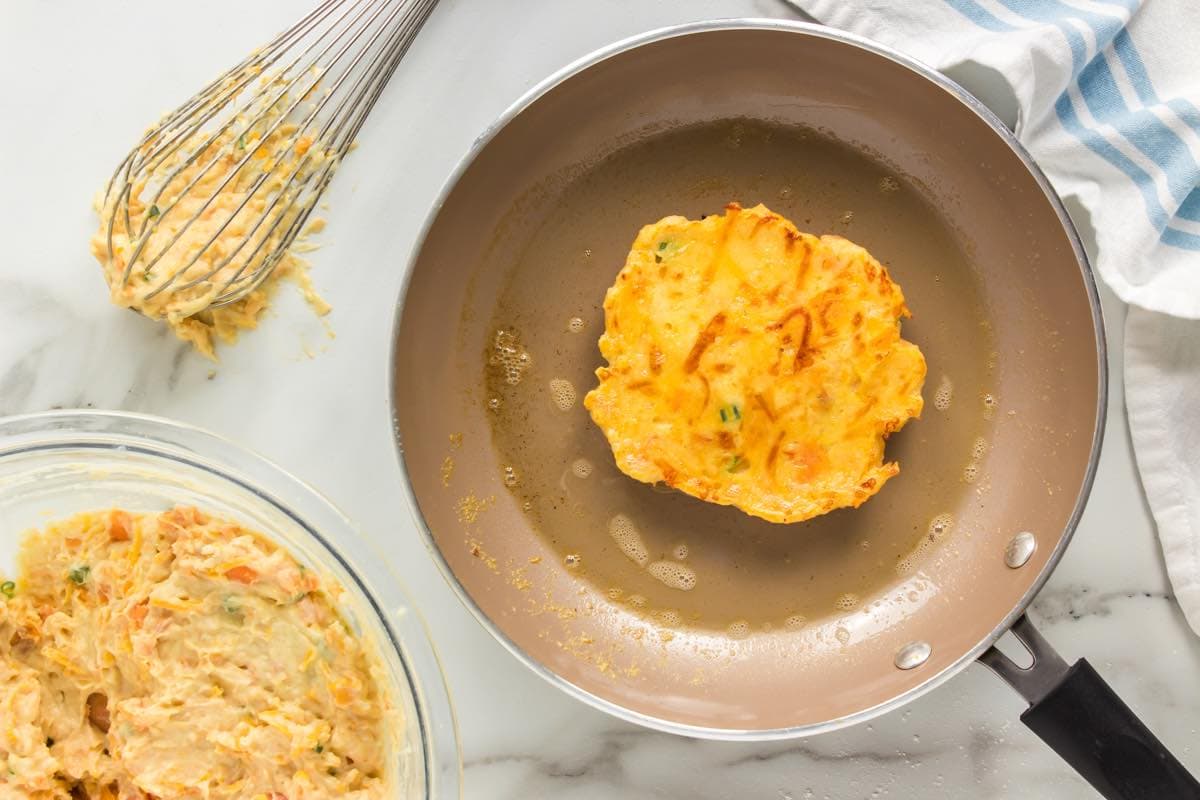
[0, 410, 461, 799]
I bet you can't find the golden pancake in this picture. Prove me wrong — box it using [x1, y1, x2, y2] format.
[584, 203, 926, 524]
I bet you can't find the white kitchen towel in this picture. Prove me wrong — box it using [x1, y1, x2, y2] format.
[1125, 308, 1200, 635]
[790, 0, 1200, 634]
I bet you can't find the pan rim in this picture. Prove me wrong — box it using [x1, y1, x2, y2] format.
[387, 17, 1108, 740]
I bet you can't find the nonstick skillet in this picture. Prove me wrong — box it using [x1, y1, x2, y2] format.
[390, 20, 1198, 798]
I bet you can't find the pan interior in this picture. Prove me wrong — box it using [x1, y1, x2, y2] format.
[483, 118, 994, 633]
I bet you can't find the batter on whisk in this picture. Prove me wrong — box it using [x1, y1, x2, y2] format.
[90, 87, 333, 360]
[90, 0, 437, 359]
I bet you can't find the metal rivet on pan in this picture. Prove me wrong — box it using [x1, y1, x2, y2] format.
[894, 641, 932, 670]
[1004, 531, 1037, 569]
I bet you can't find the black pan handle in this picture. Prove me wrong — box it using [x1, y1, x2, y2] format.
[980, 614, 1200, 799]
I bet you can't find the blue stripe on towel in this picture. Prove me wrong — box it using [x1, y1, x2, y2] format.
[1162, 226, 1200, 250]
[1111, 28, 1157, 105]
[941, 0, 1018, 31]
[1179, 187, 1200, 224]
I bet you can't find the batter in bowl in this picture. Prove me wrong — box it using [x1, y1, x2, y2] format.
[0, 506, 394, 800]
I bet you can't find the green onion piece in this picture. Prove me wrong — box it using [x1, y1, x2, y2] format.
[727, 454, 749, 473]
[221, 595, 241, 615]
[654, 239, 682, 263]
[147, 205, 160, 219]
[0, 581, 14, 598]
[719, 404, 741, 423]
[237, 133, 246, 150]
[315, 744, 324, 754]
[68, 565, 90, 585]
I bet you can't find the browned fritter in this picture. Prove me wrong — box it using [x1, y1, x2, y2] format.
[584, 203, 926, 524]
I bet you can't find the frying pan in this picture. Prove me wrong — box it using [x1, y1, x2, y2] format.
[390, 20, 1198, 798]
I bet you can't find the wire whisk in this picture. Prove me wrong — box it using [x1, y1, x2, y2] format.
[97, 0, 437, 321]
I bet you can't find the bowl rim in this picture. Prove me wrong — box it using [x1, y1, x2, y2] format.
[0, 408, 463, 797]
[387, 18, 1106, 740]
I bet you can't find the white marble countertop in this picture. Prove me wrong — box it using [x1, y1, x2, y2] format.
[3, 1, 1199, 797]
